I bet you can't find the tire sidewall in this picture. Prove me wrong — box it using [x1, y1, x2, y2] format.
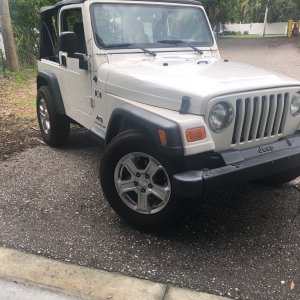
[37, 86, 70, 147]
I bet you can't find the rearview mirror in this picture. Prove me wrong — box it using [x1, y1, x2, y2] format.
[59, 32, 88, 70]
[59, 32, 79, 55]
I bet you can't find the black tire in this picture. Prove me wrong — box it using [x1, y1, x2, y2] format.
[100, 130, 185, 230]
[259, 168, 300, 186]
[37, 86, 70, 147]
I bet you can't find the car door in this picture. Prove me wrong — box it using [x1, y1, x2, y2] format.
[58, 6, 93, 118]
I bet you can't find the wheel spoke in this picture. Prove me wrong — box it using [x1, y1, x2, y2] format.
[42, 101, 47, 112]
[150, 185, 170, 202]
[45, 110, 49, 121]
[39, 104, 44, 114]
[117, 179, 136, 194]
[40, 111, 46, 119]
[137, 192, 149, 213]
[39, 99, 51, 134]
[145, 160, 160, 177]
[123, 157, 138, 176]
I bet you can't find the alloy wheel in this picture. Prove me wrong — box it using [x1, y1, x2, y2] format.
[114, 152, 171, 215]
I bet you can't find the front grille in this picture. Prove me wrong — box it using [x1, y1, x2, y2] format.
[232, 93, 290, 145]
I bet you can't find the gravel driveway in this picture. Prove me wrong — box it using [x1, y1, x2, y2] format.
[219, 37, 300, 80]
[0, 38, 299, 300]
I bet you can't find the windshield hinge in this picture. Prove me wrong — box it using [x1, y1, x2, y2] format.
[179, 96, 191, 114]
[89, 97, 95, 108]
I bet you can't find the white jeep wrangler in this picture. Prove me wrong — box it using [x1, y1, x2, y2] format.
[37, 0, 300, 229]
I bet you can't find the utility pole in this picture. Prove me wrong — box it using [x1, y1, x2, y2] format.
[0, 0, 19, 72]
[263, 0, 270, 37]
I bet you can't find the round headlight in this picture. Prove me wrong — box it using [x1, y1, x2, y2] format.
[291, 92, 300, 117]
[209, 101, 234, 132]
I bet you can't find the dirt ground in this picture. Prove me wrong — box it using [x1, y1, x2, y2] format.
[0, 71, 41, 161]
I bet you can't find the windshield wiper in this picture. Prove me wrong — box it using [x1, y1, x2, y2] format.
[137, 46, 156, 57]
[157, 40, 203, 55]
[104, 43, 156, 57]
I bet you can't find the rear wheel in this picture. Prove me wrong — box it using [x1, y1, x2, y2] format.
[100, 130, 185, 230]
[37, 86, 70, 147]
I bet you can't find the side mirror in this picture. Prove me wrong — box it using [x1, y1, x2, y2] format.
[59, 32, 79, 55]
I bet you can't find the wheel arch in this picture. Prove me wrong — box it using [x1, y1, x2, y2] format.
[37, 71, 66, 115]
[105, 106, 184, 157]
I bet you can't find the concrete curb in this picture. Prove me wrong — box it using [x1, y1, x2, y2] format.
[0, 247, 231, 300]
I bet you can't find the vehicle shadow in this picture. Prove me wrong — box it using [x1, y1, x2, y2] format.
[126, 182, 297, 242]
[67, 127, 102, 149]
[161, 183, 294, 238]
[64, 129, 299, 246]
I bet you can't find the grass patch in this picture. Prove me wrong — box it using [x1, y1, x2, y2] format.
[0, 69, 41, 160]
[0, 68, 37, 121]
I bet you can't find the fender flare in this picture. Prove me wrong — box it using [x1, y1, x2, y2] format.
[37, 71, 66, 114]
[106, 105, 184, 157]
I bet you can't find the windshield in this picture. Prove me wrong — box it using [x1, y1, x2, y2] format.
[91, 4, 213, 49]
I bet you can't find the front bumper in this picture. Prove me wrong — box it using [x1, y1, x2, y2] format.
[173, 134, 300, 198]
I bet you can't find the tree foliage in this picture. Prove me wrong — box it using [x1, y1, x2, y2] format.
[8, 0, 57, 66]
[202, 0, 300, 26]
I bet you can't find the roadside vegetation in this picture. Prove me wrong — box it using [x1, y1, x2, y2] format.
[0, 69, 41, 161]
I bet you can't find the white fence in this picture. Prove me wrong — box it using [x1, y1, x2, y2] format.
[224, 22, 288, 35]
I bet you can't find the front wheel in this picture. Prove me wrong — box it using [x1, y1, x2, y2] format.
[100, 130, 184, 230]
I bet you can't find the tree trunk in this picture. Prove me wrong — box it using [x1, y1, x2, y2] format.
[0, 0, 19, 72]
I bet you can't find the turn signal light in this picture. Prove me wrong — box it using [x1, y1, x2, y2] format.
[186, 127, 206, 142]
[158, 129, 167, 146]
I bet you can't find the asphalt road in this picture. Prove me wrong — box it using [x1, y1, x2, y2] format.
[0, 38, 300, 300]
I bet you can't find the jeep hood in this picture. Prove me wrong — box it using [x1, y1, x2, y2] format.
[106, 58, 300, 115]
